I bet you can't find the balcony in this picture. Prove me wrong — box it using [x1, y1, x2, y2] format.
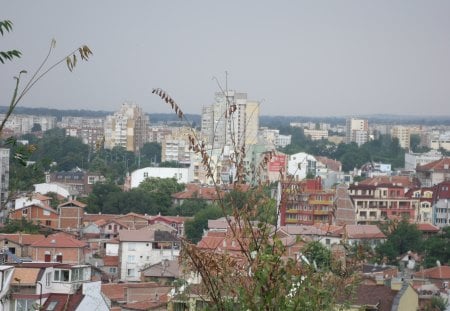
[309, 200, 333, 205]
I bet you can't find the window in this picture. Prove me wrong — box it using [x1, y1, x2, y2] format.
[128, 243, 136, 251]
[71, 268, 81, 281]
[54, 269, 70, 282]
[46, 272, 51, 286]
[46, 220, 52, 226]
[127, 255, 135, 263]
[43, 210, 50, 216]
[109, 267, 117, 273]
[143, 172, 148, 178]
[127, 268, 135, 277]
[88, 176, 96, 184]
[22, 208, 28, 215]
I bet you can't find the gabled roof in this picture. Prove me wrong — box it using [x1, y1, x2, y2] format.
[358, 176, 420, 188]
[414, 265, 450, 280]
[101, 282, 163, 302]
[119, 229, 155, 242]
[31, 232, 87, 248]
[98, 218, 130, 229]
[338, 284, 397, 311]
[141, 259, 180, 278]
[315, 156, 342, 172]
[82, 213, 120, 223]
[58, 200, 87, 208]
[340, 225, 386, 239]
[0, 233, 45, 245]
[417, 157, 450, 172]
[14, 203, 58, 214]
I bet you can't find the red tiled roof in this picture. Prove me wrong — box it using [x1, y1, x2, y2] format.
[341, 225, 386, 239]
[122, 299, 167, 310]
[417, 223, 440, 233]
[102, 283, 127, 301]
[414, 265, 450, 280]
[359, 176, 419, 188]
[41, 292, 84, 311]
[417, 157, 450, 172]
[0, 233, 45, 245]
[338, 284, 397, 311]
[171, 183, 221, 201]
[31, 232, 87, 248]
[83, 213, 120, 223]
[103, 256, 119, 266]
[14, 203, 58, 214]
[58, 200, 87, 208]
[316, 156, 342, 172]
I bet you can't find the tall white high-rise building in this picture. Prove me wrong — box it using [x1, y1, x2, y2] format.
[201, 91, 260, 149]
[345, 118, 369, 146]
[104, 102, 149, 153]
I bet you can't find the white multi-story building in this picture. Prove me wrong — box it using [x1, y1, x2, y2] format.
[118, 228, 180, 281]
[0, 114, 56, 135]
[104, 102, 149, 153]
[429, 132, 450, 151]
[201, 91, 260, 150]
[345, 118, 369, 146]
[404, 150, 443, 171]
[287, 152, 317, 181]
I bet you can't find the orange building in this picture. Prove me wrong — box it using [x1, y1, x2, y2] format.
[9, 203, 59, 229]
[30, 232, 87, 264]
[280, 177, 335, 226]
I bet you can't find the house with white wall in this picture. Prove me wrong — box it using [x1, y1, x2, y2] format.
[118, 227, 180, 281]
[130, 167, 191, 188]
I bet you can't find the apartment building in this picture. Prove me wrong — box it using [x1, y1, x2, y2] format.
[0, 148, 9, 218]
[201, 91, 260, 150]
[279, 178, 335, 226]
[391, 126, 411, 150]
[104, 102, 149, 153]
[348, 183, 419, 224]
[345, 118, 369, 146]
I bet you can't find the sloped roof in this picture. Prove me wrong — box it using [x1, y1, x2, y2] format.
[141, 259, 180, 278]
[358, 176, 419, 188]
[315, 156, 342, 172]
[417, 157, 450, 172]
[119, 229, 155, 242]
[103, 256, 119, 267]
[414, 265, 450, 280]
[101, 282, 163, 302]
[14, 203, 58, 214]
[31, 232, 87, 248]
[12, 267, 41, 286]
[341, 225, 386, 239]
[171, 183, 221, 201]
[416, 223, 440, 233]
[58, 200, 87, 208]
[0, 233, 45, 245]
[82, 213, 120, 223]
[121, 299, 167, 310]
[41, 292, 84, 311]
[338, 284, 397, 311]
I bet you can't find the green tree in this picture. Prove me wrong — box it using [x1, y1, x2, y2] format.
[376, 220, 423, 263]
[185, 205, 222, 243]
[86, 183, 122, 213]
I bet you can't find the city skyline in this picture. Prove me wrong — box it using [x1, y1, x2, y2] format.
[2, 1, 450, 117]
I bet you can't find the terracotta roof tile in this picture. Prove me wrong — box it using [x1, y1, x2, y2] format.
[41, 292, 84, 311]
[0, 233, 45, 245]
[103, 256, 119, 266]
[417, 157, 450, 172]
[414, 265, 450, 279]
[31, 232, 87, 248]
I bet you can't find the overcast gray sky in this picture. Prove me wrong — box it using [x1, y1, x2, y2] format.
[2, 1, 450, 117]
